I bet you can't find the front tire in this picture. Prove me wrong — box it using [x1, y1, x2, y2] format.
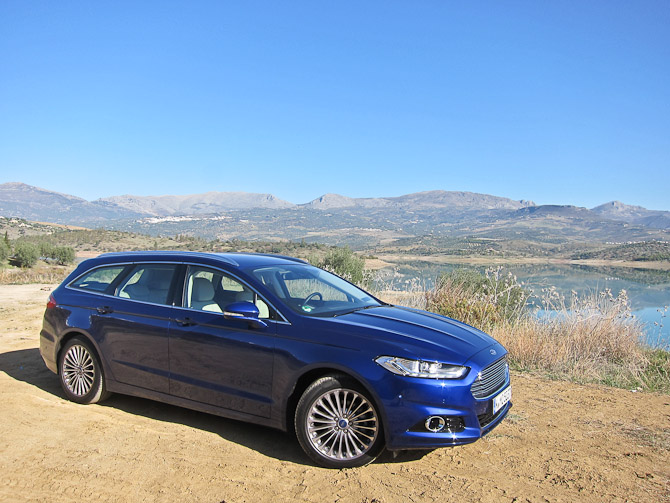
[58, 337, 110, 404]
[295, 375, 384, 468]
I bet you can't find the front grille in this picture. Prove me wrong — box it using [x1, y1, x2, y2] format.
[471, 356, 508, 399]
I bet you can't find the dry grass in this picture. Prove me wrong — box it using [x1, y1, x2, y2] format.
[502, 288, 669, 390]
[372, 268, 428, 310]
[0, 264, 72, 285]
[497, 290, 644, 369]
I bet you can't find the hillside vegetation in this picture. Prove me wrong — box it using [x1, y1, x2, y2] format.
[3, 215, 669, 266]
[2, 217, 336, 257]
[374, 235, 597, 259]
[572, 241, 670, 262]
[13, 229, 339, 260]
[0, 219, 349, 284]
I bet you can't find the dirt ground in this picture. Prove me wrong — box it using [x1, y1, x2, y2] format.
[1, 284, 669, 503]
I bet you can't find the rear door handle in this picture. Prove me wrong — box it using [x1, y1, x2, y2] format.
[175, 317, 196, 327]
[96, 306, 113, 314]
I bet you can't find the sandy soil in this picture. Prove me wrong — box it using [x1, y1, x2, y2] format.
[0, 284, 669, 503]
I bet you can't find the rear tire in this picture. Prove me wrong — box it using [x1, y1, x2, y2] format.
[295, 375, 384, 468]
[58, 337, 110, 404]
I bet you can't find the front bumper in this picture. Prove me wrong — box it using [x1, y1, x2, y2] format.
[377, 361, 512, 451]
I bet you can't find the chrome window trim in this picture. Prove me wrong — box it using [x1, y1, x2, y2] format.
[65, 259, 291, 324]
[66, 261, 182, 307]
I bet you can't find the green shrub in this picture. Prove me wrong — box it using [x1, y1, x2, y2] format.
[39, 241, 56, 259]
[639, 349, 670, 393]
[426, 267, 530, 329]
[0, 240, 9, 263]
[314, 246, 368, 286]
[13, 243, 40, 268]
[53, 246, 76, 265]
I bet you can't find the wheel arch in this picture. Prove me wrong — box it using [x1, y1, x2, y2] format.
[283, 365, 388, 440]
[56, 330, 108, 377]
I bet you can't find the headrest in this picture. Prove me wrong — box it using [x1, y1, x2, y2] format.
[192, 277, 215, 302]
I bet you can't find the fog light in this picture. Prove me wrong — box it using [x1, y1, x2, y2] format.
[425, 416, 446, 433]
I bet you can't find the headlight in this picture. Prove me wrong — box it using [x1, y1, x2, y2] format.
[375, 356, 469, 379]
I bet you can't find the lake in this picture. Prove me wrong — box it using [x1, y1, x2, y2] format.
[375, 260, 670, 348]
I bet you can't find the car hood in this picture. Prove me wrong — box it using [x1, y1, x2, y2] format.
[320, 305, 500, 365]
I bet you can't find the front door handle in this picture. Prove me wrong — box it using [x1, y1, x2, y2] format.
[175, 317, 196, 327]
[96, 306, 113, 314]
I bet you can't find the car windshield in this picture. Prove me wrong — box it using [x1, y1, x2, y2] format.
[248, 264, 382, 317]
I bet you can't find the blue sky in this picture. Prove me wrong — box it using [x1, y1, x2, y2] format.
[1, 1, 669, 210]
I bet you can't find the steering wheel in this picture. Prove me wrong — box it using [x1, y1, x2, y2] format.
[303, 292, 323, 304]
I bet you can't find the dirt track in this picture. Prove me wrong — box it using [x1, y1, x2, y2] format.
[1, 284, 669, 503]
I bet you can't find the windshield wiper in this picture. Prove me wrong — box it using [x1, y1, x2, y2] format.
[334, 303, 386, 317]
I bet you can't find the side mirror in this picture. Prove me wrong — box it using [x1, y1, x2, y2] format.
[223, 301, 268, 329]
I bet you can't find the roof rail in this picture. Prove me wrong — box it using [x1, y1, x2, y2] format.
[97, 250, 240, 266]
[223, 252, 308, 264]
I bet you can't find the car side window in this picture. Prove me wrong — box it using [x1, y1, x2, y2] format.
[70, 266, 126, 293]
[116, 264, 177, 305]
[185, 266, 271, 319]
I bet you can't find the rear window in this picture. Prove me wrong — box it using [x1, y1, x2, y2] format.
[70, 266, 126, 293]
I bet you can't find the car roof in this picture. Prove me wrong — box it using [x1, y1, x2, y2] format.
[92, 250, 308, 268]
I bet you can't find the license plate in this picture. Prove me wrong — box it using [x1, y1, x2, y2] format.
[493, 385, 512, 414]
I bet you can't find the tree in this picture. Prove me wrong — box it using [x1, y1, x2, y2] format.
[53, 246, 76, 265]
[13, 243, 39, 268]
[0, 240, 9, 263]
[39, 241, 55, 259]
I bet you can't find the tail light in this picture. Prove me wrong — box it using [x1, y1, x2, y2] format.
[46, 293, 57, 310]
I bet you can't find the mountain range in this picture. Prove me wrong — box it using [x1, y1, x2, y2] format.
[1, 182, 669, 247]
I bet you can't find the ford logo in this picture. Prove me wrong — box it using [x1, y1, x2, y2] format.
[490, 349, 497, 356]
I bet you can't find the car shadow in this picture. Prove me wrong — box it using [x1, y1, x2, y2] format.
[0, 348, 432, 466]
[0, 347, 63, 396]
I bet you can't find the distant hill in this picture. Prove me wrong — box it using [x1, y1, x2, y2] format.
[0, 182, 142, 222]
[0, 182, 294, 221]
[305, 190, 534, 211]
[98, 191, 294, 216]
[592, 201, 670, 230]
[0, 182, 537, 222]
[1, 182, 669, 249]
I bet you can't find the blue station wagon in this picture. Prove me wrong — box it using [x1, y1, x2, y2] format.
[40, 251, 512, 468]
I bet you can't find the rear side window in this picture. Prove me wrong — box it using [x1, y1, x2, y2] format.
[70, 266, 126, 293]
[117, 264, 177, 305]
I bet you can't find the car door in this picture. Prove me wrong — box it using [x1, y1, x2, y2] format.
[168, 265, 276, 418]
[91, 263, 178, 394]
